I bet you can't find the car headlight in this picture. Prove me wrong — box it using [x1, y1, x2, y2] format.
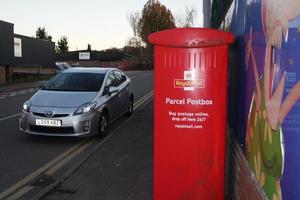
[22, 101, 31, 112]
[74, 102, 97, 115]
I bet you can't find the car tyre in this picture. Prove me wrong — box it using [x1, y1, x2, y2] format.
[126, 97, 134, 116]
[98, 113, 108, 137]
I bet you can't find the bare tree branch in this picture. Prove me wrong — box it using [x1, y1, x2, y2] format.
[127, 11, 141, 37]
[176, 7, 197, 28]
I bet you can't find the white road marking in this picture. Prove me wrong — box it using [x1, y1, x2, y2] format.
[28, 89, 36, 92]
[0, 88, 37, 100]
[9, 92, 17, 96]
[0, 113, 21, 122]
[18, 90, 29, 93]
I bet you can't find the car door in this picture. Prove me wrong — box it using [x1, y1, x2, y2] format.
[113, 70, 129, 113]
[104, 72, 120, 121]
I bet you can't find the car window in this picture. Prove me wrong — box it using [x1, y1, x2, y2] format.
[42, 73, 105, 92]
[121, 72, 127, 82]
[114, 71, 126, 85]
[51, 73, 67, 88]
[114, 71, 122, 86]
[105, 72, 118, 87]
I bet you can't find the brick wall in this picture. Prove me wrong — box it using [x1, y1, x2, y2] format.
[12, 66, 55, 74]
[99, 61, 129, 70]
[64, 60, 132, 70]
[0, 66, 6, 84]
[225, 129, 267, 200]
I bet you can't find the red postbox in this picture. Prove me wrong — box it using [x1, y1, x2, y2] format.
[149, 28, 234, 200]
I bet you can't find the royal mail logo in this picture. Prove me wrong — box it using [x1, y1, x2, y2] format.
[174, 79, 204, 88]
[174, 70, 204, 91]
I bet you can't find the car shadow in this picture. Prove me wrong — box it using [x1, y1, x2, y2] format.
[20, 134, 86, 145]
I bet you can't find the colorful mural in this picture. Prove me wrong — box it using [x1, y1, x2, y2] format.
[226, 0, 300, 199]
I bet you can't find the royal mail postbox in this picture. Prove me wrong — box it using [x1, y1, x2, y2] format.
[149, 28, 234, 200]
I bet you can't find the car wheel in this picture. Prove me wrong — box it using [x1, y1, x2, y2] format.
[126, 97, 134, 116]
[98, 113, 108, 137]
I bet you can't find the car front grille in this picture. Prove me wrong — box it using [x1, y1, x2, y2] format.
[32, 112, 69, 118]
[30, 125, 75, 134]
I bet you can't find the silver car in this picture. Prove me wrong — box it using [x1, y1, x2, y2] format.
[19, 67, 134, 137]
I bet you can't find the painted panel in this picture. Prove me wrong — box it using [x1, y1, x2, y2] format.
[227, 0, 300, 199]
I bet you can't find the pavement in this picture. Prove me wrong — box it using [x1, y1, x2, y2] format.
[42, 100, 153, 200]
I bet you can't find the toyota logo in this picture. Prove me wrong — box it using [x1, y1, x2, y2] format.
[45, 111, 53, 118]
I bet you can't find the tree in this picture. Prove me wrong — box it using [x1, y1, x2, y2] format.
[36, 26, 52, 41]
[137, 0, 176, 45]
[175, 7, 197, 28]
[124, 37, 143, 57]
[126, 37, 141, 48]
[128, 11, 141, 37]
[104, 47, 122, 53]
[56, 36, 69, 53]
[87, 43, 92, 51]
[128, 11, 143, 57]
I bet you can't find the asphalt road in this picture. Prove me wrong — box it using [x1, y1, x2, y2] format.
[0, 71, 153, 200]
[43, 99, 153, 200]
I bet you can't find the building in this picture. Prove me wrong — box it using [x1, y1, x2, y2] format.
[55, 50, 131, 70]
[0, 20, 55, 84]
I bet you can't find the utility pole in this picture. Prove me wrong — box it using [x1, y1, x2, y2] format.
[203, 0, 211, 28]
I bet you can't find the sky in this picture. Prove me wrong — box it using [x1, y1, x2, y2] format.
[0, 0, 203, 51]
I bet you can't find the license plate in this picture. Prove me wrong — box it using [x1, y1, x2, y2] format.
[36, 119, 62, 127]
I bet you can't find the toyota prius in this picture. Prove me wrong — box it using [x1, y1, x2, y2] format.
[19, 67, 134, 137]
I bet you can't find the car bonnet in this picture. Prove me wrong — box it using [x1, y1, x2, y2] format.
[30, 90, 98, 108]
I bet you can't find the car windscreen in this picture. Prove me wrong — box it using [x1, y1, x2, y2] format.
[42, 73, 105, 92]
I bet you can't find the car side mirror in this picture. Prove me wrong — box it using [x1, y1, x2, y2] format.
[103, 86, 119, 96]
[109, 87, 119, 94]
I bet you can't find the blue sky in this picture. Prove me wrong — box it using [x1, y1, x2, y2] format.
[0, 0, 203, 51]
